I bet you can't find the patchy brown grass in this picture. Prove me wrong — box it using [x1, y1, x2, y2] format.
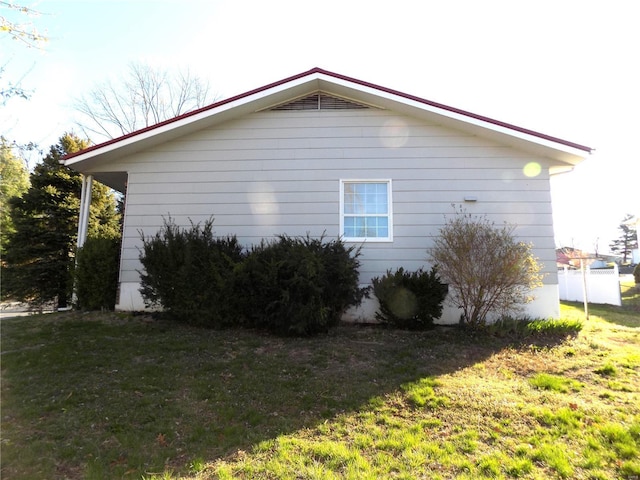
[1, 301, 638, 479]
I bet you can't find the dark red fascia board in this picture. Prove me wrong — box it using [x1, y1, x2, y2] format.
[327, 69, 593, 153]
[63, 68, 320, 161]
[64, 67, 593, 161]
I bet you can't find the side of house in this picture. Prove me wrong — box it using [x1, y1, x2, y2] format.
[65, 68, 592, 322]
[88, 104, 561, 322]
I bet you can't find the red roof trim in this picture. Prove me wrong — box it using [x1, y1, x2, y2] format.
[64, 68, 319, 160]
[317, 68, 593, 153]
[64, 67, 592, 160]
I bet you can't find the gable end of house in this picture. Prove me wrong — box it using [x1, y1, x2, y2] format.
[268, 91, 376, 111]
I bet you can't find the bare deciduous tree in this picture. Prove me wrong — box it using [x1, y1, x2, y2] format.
[1, 1, 48, 154]
[74, 62, 215, 141]
[428, 209, 544, 326]
[0, 0, 48, 48]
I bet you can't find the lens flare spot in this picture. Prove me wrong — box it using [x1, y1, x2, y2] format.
[501, 170, 515, 183]
[523, 162, 542, 177]
[384, 287, 418, 320]
[379, 118, 409, 148]
[248, 182, 279, 217]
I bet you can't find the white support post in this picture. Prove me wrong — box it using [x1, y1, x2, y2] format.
[581, 259, 589, 320]
[562, 265, 568, 299]
[77, 174, 93, 249]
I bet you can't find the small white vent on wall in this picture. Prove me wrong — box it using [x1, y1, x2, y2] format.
[270, 92, 371, 111]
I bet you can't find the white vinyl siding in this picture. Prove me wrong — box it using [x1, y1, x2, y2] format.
[94, 109, 558, 288]
[340, 180, 392, 242]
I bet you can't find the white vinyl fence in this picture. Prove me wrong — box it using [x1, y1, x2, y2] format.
[557, 264, 622, 306]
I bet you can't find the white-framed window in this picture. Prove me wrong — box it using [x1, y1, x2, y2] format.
[340, 179, 393, 242]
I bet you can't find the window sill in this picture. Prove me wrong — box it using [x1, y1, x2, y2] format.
[343, 237, 393, 243]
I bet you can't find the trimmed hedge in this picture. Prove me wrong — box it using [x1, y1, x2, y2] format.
[138, 218, 244, 327]
[75, 235, 121, 310]
[234, 234, 366, 336]
[138, 220, 366, 336]
[372, 266, 448, 330]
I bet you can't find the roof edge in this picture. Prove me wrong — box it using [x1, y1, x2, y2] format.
[64, 67, 593, 161]
[64, 67, 324, 161]
[314, 68, 593, 153]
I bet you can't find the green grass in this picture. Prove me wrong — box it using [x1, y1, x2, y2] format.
[1, 286, 639, 479]
[560, 278, 640, 328]
[529, 373, 583, 392]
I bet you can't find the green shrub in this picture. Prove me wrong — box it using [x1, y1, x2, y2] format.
[486, 317, 583, 337]
[74, 235, 121, 310]
[529, 373, 583, 393]
[634, 263, 640, 284]
[372, 267, 447, 329]
[233, 234, 366, 336]
[526, 318, 583, 335]
[138, 217, 244, 327]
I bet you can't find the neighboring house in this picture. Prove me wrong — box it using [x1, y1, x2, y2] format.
[556, 247, 579, 268]
[63, 68, 592, 322]
[556, 247, 616, 269]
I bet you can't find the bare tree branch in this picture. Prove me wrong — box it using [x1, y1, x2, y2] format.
[0, 1, 48, 48]
[73, 62, 215, 141]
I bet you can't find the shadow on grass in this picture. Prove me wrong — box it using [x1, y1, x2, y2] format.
[621, 282, 640, 308]
[561, 282, 640, 329]
[0, 312, 576, 479]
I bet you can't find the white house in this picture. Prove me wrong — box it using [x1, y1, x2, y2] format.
[63, 68, 592, 322]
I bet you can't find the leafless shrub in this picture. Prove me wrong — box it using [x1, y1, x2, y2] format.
[428, 208, 544, 326]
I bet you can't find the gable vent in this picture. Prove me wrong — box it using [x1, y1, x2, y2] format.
[271, 93, 371, 111]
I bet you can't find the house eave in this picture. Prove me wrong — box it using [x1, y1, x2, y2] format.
[63, 67, 593, 172]
[310, 72, 591, 166]
[63, 74, 329, 168]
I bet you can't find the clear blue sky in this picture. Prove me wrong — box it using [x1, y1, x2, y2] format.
[2, 0, 638, 254]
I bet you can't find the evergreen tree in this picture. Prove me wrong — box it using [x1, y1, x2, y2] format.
[2, 133, 120, 308]
[88, 181, 122, 239]
[0, 141, 30, 255]
[609, 214, 638, 264]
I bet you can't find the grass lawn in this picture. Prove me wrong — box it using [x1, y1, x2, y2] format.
[1, 281, 639, 479]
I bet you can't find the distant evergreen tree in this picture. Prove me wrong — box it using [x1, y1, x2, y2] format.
[2, 133, 120, 308]
[609, 214, 638, 264]
[87, 181, 122, 239]
[0, 141, 30, 255]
